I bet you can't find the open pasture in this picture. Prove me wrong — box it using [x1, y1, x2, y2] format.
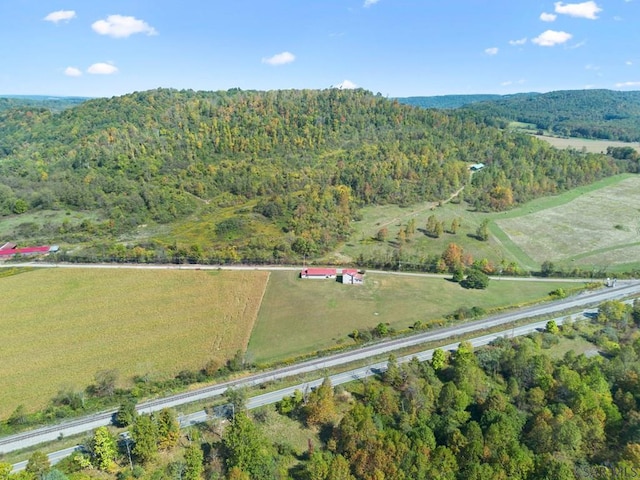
[249, 270, 582, 363]
[534, 134, 640, 154]
[0, 268, 268, 418]
[332, 195, 513, 267]
[495, 175, 640, 268]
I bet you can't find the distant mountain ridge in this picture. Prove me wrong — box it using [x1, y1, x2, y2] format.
[396, 93, 533, 109]
[0, 95, 89, 113]
[400, 89, 640, 142]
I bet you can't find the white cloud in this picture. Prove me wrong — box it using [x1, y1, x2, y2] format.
[540, 12, 557, 21]
[585, 64, 600, 70]
[87, 62, 118, 75]
[484, 47, 499, 56]
[92, 15, 157, 38]
[532, 30, 573, 46]
[554, 1, 602, 19]
[44, 10, 76, 23]
[626, 61, 633, 65]
[501, 81, 513, 86]
[615, 81, 640, 87]
[64, 67, 82, 77]
[262, 51, 296, 66]
[509, 38, 527, 46]
[334, 80, 358, 89]
[363, 0, 380, 7]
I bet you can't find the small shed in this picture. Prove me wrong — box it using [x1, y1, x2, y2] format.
[341, 269, 364, 285]
[470, 163, 485, 171]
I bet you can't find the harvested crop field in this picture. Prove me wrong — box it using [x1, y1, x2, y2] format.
[495, 175, 640, 266]
[0, 268, 269, 418]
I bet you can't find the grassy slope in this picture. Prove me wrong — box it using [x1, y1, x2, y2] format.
[0, 268, 269, 417]
[493, 174, 640, 270]
[332, 196, 514, 268]
[248, 271, 583, 363]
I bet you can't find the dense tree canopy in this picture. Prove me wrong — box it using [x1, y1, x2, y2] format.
[460, 89, 640, 142]
[0, 87, 627, 262]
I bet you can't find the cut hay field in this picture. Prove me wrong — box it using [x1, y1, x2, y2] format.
[534, 134, 640, 154]
[495, 175, 640, 269]
[248, 271, 582, 363]
[0, 268, 269, 418]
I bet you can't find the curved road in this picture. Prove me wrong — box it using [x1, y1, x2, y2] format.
[3, 278, 639, 459]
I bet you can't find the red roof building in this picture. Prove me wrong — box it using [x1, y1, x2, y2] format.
[0, 245, 51, 257]
[300, 268, 337, 279]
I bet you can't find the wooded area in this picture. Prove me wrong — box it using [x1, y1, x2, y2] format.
[458, 89, 640, 142]
[0, 88, 634, 263]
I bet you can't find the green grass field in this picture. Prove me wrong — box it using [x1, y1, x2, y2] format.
[0, 268, 269, 418]
[248, 271, 584, 363]
[332, 196, 514, 268]
[494, 175, 640, 269]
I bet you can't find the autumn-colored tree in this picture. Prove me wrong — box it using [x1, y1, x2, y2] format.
[156, 408, 180, 450]
[305, 377, 336, 427]
[376, 227, 388, 242]
[26, 451, 50, 479]
[442, 243, 463, 271]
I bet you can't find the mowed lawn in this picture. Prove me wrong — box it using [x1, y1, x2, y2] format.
[248, 271, 582, 363]
[495, 175, 640, 267]
[0, 268, 269, 418]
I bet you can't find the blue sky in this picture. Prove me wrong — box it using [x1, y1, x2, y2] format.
[1, 0, 638, 97]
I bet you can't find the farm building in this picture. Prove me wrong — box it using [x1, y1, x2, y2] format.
[470, 163, 485, 171]
[341, 269, 364, 285]
[300, 268, 337, 279]
[0, 244, 56, 258]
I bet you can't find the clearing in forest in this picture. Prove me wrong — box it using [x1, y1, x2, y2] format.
[0, 268, 269, 418]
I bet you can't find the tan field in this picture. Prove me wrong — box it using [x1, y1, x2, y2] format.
[0, 268, 269, 418]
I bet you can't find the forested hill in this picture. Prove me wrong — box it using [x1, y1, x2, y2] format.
[0, 88, 630, 261]
[0, 95, 88, 113]
[461, 89, 640, 142]
[397, 94, 507, 109]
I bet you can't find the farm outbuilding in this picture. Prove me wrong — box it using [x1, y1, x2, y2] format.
[0, 244, 54, 257]
[300, 268, 337, 279]
[341, 269, 364, 285]
[470, 163, 485, 171]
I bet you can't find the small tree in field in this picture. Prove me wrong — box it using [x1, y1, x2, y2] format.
[476, 219, 489, 241]
[376, 227, 388, 242]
